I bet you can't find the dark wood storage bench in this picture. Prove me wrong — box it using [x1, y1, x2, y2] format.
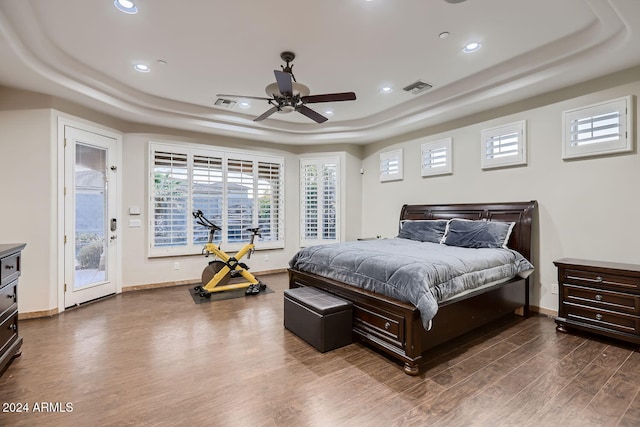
[284, 286, 353, 353]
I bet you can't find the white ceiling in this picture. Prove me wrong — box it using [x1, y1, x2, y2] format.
[0, 0, 639, 145]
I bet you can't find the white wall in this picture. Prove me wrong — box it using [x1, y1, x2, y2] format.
[0, 109, 57, 313]
[360, 80, 640, 313]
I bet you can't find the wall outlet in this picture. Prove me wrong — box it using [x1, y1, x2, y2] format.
[264, 254, 270, 262]
[174, 262, 180, 270]
[551, 283, 559, 295]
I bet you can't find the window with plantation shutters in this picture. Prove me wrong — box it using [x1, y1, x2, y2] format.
[562, 96, 633, 159]
[227, 158, 254, 243]
[421, 138, 452, 177]
[300, 158, 340, 246]
[192, 153, 223, 245]
[480, 121, 527, 169]
[257, 161, 283, 244]
[379, 149, 403, 181]
[152, 150, 189, 248]
[149, 142, 284, 256]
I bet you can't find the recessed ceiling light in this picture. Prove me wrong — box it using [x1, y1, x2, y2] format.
[239, 101, 250, 108]
[439, 31, 450, 39]
[324, 109, 334, 116]
[463, 42, 481, 53]
[380, 86, 393, 93]
[134, 64, 150, 72]
[114, 0, 138, 14]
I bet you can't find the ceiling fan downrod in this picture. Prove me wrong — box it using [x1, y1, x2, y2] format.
[280, 51, 296, 82]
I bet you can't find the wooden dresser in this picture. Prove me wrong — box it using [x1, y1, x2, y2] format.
[0, 244, 25, 375]
[554, 258, 640, 346]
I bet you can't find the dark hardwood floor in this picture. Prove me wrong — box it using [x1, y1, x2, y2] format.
[1, 272, 639, 426]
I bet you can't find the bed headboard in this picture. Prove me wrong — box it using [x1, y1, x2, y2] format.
[399, 201, 537, 261]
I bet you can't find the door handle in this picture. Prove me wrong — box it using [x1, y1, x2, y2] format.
[110, 218, 117, 231]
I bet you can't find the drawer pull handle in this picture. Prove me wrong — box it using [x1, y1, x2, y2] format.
[594, 276, 603, 283]
[8, 324, 17, 331]
[595, 294, 603, 301]
[595, 313, 603, 321]
[4, 265, 15, 270]
[384, 322, 391, 330]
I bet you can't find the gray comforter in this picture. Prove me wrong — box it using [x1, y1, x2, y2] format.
[289, 238, 534, 329]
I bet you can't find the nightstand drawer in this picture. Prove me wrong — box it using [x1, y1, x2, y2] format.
[0, 280, 17, 319]
[0, 311, 18, 355]
[563, 269, 640, 292]
[0, 252, 20, 284]
[563, 284, 640, 315]
[564, 303, 640, 335]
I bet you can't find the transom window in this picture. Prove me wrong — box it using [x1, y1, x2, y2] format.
[480, 120, 527, 169]
[421, 138, 452, 177]
[150, 142, 284, 256]
[562, 96, 633, 159]
[380, 149, 403, 181]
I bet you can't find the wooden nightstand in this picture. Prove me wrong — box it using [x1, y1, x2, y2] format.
[554, 258, 640, 346]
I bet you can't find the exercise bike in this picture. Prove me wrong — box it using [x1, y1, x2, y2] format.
[192, 210, 266, 298]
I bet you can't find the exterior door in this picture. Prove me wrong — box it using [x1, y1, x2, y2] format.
[64, 126, 118, 307]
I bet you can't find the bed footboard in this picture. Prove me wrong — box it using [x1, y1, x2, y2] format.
[288, 268, 528, 375]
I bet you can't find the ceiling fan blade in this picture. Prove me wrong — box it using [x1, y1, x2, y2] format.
[253, 106, 279, 122]
[297, 105, 328, 123]
[216, 94, 273, 101]
[301, 92, 357, 103]
[274, 70, 293, 96]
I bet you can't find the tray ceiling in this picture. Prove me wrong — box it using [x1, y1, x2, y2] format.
[0, 0, 639, 145]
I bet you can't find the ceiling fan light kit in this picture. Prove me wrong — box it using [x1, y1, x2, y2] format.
[216, 51, 356, 123]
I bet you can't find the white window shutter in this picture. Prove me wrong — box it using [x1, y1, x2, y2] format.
[563, 96, 633, 159]
[481, 121, 527, 169]
[421, 138, 452, 177]
[380, 149, 403, 181]
[300, 158, 340, 246]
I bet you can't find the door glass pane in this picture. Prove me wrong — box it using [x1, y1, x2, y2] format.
[75, 143, 107, 289]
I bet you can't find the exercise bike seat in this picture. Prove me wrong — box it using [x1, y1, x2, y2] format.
[246, 227, 261, 234]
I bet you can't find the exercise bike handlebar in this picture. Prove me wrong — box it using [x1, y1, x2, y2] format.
[192, 210, 221, 231]
[192, 211, 262, 236]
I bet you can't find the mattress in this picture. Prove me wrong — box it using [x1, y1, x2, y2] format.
[289, 238, 534, 329]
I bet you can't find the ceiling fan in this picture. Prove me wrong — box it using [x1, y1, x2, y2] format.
[217, 51, 356, 123]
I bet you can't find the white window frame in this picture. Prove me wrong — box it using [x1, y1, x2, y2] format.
[562, 96, 634, 159]
[300, 157, 340, 247]
[380, 149, 403, 181]
[421, 138, 453, 177]
[480, 120, 527, 169]
[149, 141, 284, 257]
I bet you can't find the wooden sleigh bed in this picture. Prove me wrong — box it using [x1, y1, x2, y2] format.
[288, 201, 537, 375]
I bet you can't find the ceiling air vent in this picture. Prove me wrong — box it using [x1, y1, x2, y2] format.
[402, 80, 433, 95]
[214, 98, 237, 108]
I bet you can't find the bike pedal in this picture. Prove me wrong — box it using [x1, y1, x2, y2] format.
[245, 284, 261, 295]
